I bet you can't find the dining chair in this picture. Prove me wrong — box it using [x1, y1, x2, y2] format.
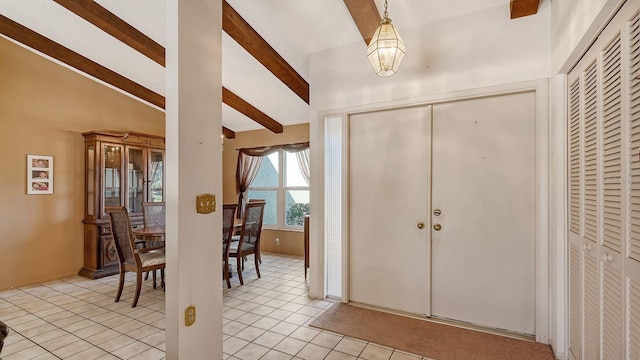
[243, 198, 265, 264]
[142, 202, 165, 246]
[229, 200, 265, 285]
[141, 202, 165, 282]
[222, 204, 237, 288]
[107, 207, 166, 308]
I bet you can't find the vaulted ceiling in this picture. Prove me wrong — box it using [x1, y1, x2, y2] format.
[0, 0, 540, 137]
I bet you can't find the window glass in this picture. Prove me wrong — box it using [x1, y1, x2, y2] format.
[252, 153, 278, 187]
[248, 148, 309, 229]
[285, 151, 307, 187]
[247, 190, 277, 225]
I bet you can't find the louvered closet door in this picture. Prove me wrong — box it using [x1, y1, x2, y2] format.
[567, 1, 640, 359]
[568, 76, 583, 360]
[600, 26, 624, 360]
[626, 9, 640, 360]
[583, 57, 601, 360]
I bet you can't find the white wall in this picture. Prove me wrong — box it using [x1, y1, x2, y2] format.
[310, 2, 551, 114]
[551, 0, 621, 72]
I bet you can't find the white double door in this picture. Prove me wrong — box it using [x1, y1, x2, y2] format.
[349, 91, 536, 335]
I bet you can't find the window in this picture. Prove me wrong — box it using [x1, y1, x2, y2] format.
[248, 150, 309, 229]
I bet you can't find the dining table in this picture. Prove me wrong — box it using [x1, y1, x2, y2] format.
[133, 226, 165, 249]
[133, 219, 242, 245]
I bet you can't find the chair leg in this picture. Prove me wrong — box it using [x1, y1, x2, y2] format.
[152, 271, 157, 289]
[224, 258, 231, 289]
[254, 254, 261, 279]
[161, 269, 165, 290]
[144, 271, 149, 280]
[236, 256, 244, 285]
[132, 271, 143, 308]
[115, 270, 125, 303]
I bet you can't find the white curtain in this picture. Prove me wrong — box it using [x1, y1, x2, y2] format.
[295, 147, 310, 185]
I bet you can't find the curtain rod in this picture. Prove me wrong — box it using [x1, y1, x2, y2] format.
[235, 141, 309, 151]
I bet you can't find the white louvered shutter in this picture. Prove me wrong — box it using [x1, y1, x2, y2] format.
[600, 33, 625, 360]
[630, 12, 640, 263]
[582, 60, 601, 360]
[570, 79, 582, 236]
[568, 3, 640, 360]
[570, 244, 582, 359]
[602, 34, 623, 254]
[601, 263, 624, 359]
[569, 77, 583, 360]
[628, 278, 640, 359]
[584, 61, 599, 244]
[627, 11, 640, 360]
[581, 58, 602, 360]
[583, 252, 600, 360]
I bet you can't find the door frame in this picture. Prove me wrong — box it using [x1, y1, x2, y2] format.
[314, 79, 550, 342]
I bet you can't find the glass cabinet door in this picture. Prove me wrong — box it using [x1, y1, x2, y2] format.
[87, 144, 95, 217]
[148, 150, 164, 202]
[103, 144, 123, 212]
[127, 148, 145, 213]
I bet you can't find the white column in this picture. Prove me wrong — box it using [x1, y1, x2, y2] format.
[165, 1, 223, 358]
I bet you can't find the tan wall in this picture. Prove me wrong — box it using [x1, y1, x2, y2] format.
[0, 37, 164, 290]
[222, 124, 309, 256]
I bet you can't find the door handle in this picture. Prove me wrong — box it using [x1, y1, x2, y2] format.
[417, 222, 425, 229]
[433, 224, 442, 231]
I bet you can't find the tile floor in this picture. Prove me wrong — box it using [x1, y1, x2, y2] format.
[0, 253, 428, 360]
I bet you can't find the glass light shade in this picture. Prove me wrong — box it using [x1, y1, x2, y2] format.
[367, 18, 406, 77]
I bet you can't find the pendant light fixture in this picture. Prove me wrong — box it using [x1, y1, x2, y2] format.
[367, 0, 406, 77]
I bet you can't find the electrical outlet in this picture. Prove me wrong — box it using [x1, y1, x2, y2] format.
[275, 238, 280, 246]
[185, 305, 196, 326]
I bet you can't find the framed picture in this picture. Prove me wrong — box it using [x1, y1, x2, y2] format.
[27, 155, 53, 195]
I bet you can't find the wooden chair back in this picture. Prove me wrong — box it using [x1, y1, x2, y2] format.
[108, 207, 137, 266]
[142, 202, 165, 228]
[223, 204, 237, 245]
[238, 200, 266, 249]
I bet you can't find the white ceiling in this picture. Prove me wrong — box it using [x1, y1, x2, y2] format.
[0, 0, 511, 133]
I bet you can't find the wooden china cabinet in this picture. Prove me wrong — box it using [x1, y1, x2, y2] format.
[79, 131, 165, 279]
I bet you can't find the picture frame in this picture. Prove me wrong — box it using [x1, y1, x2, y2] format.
[27, 155, 53, 195]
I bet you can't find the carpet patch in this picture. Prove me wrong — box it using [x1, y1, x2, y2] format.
[309, 303, 555, 360]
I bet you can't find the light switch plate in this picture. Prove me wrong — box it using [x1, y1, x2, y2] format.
[196, 194, 216, 214]
[185, 305, 196, 326]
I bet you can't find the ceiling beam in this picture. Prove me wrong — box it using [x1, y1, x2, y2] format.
[53, 0, 165, 66]
[343, 0, 381, 45]
[222, 1, 309, 104]
[4, 5, 285, 135]
[223, 87, 283, 134]
[510, 0, 540, 19]
[222, 126, 236, 139]
[0, 14, 165, 109]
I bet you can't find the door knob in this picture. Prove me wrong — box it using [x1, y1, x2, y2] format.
[417, 222, 425, 229]
[433, 224, 442, 231]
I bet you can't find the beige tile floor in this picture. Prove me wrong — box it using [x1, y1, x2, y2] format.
[0, 253, 428, 360]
